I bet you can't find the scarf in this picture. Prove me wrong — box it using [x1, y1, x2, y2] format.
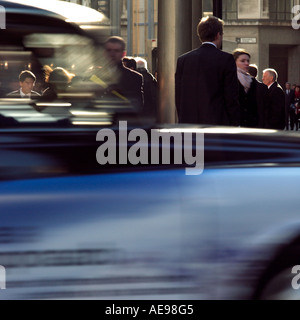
[237, 67, 252, 93]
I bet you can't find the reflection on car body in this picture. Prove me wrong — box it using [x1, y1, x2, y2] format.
[1, 0, 300, 301]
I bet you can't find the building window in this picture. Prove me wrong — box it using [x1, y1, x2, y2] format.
[98, 0, 110, 17]
[238, 0, 261, 19]
[265, 0, 297, 21]
[202, 0, 213, 16]
[223, 0, 296, 21]
[261, 0, 269, 18]
[222, 0, 238, 20]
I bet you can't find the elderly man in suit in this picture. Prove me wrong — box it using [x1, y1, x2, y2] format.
[175, 16, 240, 126]
[135, 57, 158, 119]
[7, 70, 41, 98]
[262, 68, 285, 130]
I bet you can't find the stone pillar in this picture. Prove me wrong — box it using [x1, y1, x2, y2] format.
[289, 45, 300, 85]
[157, 0, 192, 124]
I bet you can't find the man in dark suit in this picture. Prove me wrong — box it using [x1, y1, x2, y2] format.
[103, 36, 144, 111]
[284, 82, 295, 130]
[248, 64, 270, 129]
[175, 16, 240, 126]
[7, 70, 41, 98]
[262, 68, 285, 130]
[135, 57, 158, 119]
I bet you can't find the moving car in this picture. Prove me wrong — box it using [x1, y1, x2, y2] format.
[1, 0, 300, 300]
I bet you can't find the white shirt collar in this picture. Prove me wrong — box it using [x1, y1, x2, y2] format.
[20, 89, 30, 98]
[268, 82, 275, 89]
[202, 42, 217, 48]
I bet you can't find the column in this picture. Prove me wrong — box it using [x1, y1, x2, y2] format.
[157, 0, 192, 124]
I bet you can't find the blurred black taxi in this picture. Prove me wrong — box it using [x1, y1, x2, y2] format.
[1, 0, 300, 301]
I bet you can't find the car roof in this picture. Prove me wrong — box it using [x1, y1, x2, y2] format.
[0, 0, 109, 24]
[0, 0, 109, 43]
[0, 2, 91, 45]
[0, 0, 67, 20]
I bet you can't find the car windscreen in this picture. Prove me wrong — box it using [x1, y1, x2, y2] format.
[0, 28, 138, 128]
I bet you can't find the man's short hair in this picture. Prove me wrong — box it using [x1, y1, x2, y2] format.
[125, 58, 137, 70]
[122, 57, 130, 64]
[104, 36, 126, 52]
[19, 70, 36, 83]
[248, 64, 258, 78]
[197, 16, 224, 43]
[263, 68, 278, 82]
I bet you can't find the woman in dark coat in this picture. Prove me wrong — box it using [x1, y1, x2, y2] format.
[232, 48, 259, 128]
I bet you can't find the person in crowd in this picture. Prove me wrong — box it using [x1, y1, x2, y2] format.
[123, 57, 137, 71]
[104, 36, 144, 111]
[284, 82, 295, 130]
[41, 65, 74, 100]
[0, 80, 7, 98]
[7, 70, 41, 98]
[262, 68, 285, 130]
[248, 64, 257, 78]
[122, 56, 130, 67]
[292, 85, 300, 130]
[232, 49, 259, 128]
[294, 85, 300, 102]
[175, 16, 240, 126]
[248, 63, 270, 129]
[135, 57, 158, 119]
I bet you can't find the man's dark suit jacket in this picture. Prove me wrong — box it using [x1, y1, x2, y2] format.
[285, 89, 295, 128]
[109, 62, 144, 111]
[6, 90, 41, 98]
[266, 82, 285, 130]
[175, 43, 240, 126]
[285, 89, 295, 109]
[136, 67, 158, 118]
[254, 79, 270, 129]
